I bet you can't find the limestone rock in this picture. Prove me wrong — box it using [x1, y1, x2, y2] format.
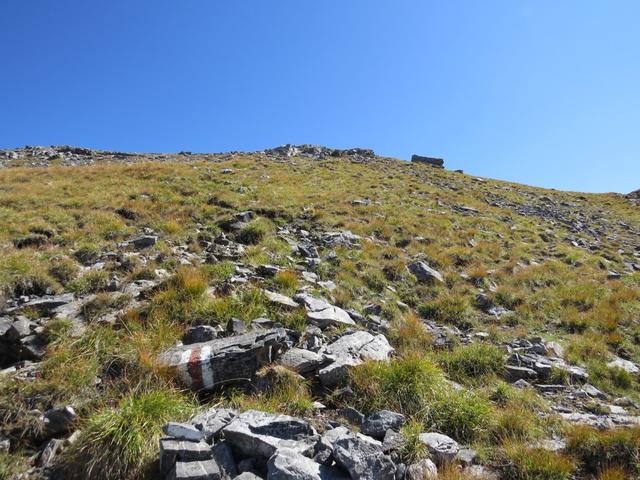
[223, 410, 319, 459]
[318, 331, 394, 387]
[158, 329, 287, 391]
[418, 432, 459, 465]
[407, 261, 444, 284]
[361, 410, 405, 439]
[267, 448, 348, 480]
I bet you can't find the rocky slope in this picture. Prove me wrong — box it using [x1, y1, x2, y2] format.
[0, 145, 639, 480]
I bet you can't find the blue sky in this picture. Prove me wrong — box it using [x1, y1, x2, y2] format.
[1, 1, 639, 193]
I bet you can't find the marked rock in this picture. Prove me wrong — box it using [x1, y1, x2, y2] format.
[158, 329, 287, 390]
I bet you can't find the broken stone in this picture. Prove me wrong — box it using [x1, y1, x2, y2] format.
[223, 410, 319, 459]
[168, 459, 222, 480]
[293, 293, 355, 329]
[407, 261, 444, 284]
[361, 410, 405, 439]
[164, 422, 204, 442]
[160, 438, 214, 476]
[504, 365, 538, 382]
[267, 448, 349, 480]
[405, 458, 437, 480]
[332, 433, 396, 480]
[263, 290, 299, 309]
[190, 408, 237, 442]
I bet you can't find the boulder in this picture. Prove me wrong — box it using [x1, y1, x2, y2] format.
[332, 434, 396, 480]
[405, 459, 437, 480]
[223, 410, 319, 459]
[418, 432, 459, 465]
[361, 410, 405, 439]
[407, 261, 444, 284]
[318, 331, 394, 387]
[158, 329, 288, 390]
[267, 448, 349, 480]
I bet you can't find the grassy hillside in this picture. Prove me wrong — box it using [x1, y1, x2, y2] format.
[1, 149, 639, 479]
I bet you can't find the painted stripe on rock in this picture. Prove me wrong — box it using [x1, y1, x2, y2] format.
[200, 345, 215, 389]
[177, 349, 193, 386]
[187, 346, 203, 390]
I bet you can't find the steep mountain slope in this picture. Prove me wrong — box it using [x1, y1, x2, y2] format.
[0, 146, 639, 480]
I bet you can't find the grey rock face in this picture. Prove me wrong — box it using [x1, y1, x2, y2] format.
[318, 331, 394, 387]
[418, 432, 459, 465]
[158, 329, 287, 390]
[212, 441, 239, 479]
[361, 410, 405, 439]
[223, 410, 319, 459]
[407, 261, 444, 284]
[332, 434, 396, 480]
[267, 448, 349, 480]
[411, 155, 444, 167]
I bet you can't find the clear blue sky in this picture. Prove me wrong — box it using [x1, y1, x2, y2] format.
[1, 1, 639, 193]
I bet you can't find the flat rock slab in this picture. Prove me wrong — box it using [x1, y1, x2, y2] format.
[223, 410, 319, 459]
[263, 290, 299, 309]
[158, 329, 287, 390]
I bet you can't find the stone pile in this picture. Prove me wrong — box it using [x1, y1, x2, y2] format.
[158, 407, 493, 480]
